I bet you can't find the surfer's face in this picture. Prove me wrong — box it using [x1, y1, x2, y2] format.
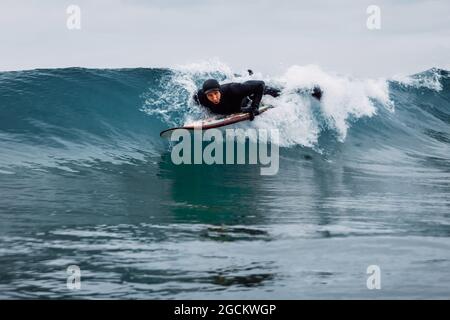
[206, 90, 221, 104]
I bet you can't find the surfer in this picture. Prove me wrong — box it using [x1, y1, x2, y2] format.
[193, 79, 322, 121]
[193, 79, 282, 121]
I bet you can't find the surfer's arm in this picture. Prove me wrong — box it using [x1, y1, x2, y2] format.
[240, 80, 265, 109]
[193, 94, 199, 105]
[193, 91, 203, 106]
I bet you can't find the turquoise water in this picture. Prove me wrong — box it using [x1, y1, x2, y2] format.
[0, 67, 449, 298]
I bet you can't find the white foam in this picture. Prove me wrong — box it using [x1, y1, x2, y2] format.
[392, 68, 443, 91]
[144, 61, 393, 147]
[255, 64, 392, 145]
[174, 58, 234, 78]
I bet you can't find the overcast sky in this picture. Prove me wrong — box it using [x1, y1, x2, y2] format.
[0, 0, 449, 77]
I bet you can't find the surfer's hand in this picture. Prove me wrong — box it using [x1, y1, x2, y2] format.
[241, 105, 257, 120]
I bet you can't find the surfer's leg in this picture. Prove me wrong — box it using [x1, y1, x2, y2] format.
[264, 86, 281, 97]
[293, 86, 322, 101]
[312, 86, 322, 101]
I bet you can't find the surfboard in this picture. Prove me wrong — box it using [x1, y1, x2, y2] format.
[160, 105, 274, 139]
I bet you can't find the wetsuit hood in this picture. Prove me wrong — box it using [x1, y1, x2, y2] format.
[202, 79, 221, 94]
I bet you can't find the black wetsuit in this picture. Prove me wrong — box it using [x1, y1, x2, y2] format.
[194, 80, 281, 116]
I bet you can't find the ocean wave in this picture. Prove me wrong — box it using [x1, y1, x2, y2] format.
[0, 63, 449, 171]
